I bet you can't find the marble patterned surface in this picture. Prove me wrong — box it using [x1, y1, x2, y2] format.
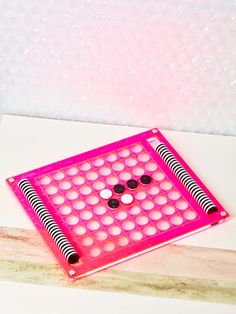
[0, 226, 235, 304]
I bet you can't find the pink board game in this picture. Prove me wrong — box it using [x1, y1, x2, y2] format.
[7, 128, 229, 280]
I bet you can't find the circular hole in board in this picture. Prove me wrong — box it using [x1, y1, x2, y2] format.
[132, 167, 145, 176]
[95, 231, 108, 241]
[80, 210, 93, 220]
[176, 200, 188, 210]
[66, 215, 79, 225]
[170, 215, 183, 226]
[106, 176, 119, 186]
[125, 157, 137, 167]
[73, 225, 86, 236]
[82, 236, 94, 246]
[147, 186, 160, 196]
[59, 180, 72, 190]
[86, 195, 99, 205]
[72, 176, 85, 186]
[162, 205, 175, 215]
[89, 247, 101, 257]
[115, 211, 128, 220]
[80, 162, 92, 171]
[99, 166, 112, 176]
[53, 172, 64, 181]
[118, 149, 130, 157]
[40, 176, 52, 185]
[92, 158, 105, 167]
[73, 200, 85, 210]
[45, 185, 58, 195]
[168, 190, 181, 200]
[145, 162, 158, 172]
[149, 210, 162, 220]
[105, 153, 118, 162]
[143, 225, 157, 236]
[52, 196, 65, 205]
[152, 171, 165, 181]
[79, 185, 92, 195]
[131, 144, 143, 153]
[134, 191, 147, 200]
[103, 242, 115, 252]
[122, 220, 135, 231]
[135, 215, 149, 226]
[112, 162, 125, 171]
[117, 236, 129, 246]
[93, 181, 105, 190]
[93, 205, 106, 215]
[108, 225, 121, 236]
[66, 190, 78, 200]
[154, 195, 168, 205]
[59, 205, 72, 215]
[128, 206, 141, 215]
[138, 152, 150, 162]
[129, 231, 143, 241]
[101, 215, 114, 225]
[87, 220, 100, 231]
[183, 210, 197, 220]
[160, 180, 173, 191]
[66, 167, 78, 176]
[157, 220, 170, 231]
[86, 171, 98, 181]
[119, 171, 132, 181]
[141, 200, 154, 210]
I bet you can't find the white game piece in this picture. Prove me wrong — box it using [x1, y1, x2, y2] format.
[100, 189, 112, 199]
[121, 193, 134, 205]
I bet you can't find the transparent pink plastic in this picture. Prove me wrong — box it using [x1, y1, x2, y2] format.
[7, 128, 229, 280]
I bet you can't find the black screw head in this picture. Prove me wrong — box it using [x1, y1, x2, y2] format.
[140, 175, 152, 185]
[114, 184, 125, 194]
[127, 179, 138, 190]
[108, 198, 120, 209]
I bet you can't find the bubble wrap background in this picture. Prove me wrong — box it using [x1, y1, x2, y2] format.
[0, 1, 236, 135]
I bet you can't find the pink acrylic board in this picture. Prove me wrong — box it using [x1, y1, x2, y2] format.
[7, 128, 229, 280]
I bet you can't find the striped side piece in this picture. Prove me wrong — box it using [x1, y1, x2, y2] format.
[18, 179, 79, 264]
[156, 143, 217, 214]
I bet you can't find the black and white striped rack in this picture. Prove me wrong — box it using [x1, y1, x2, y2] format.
[18, 179, 80, 264]
[155, 142, 218, 215]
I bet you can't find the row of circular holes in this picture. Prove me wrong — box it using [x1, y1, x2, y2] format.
[60, 198, 191, 220]
[39, 161, 160, 187]
[43, 174, 169, 197]
[67, 208, 196, 234]
[46, 186, 183, 207]
[78, 213, 195, 258]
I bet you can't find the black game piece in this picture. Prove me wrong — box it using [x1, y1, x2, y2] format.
[127, 179, 138, 190]
[140, 175, 152, 185]
[114, 184, 125, 194]
[108, 198, 120, 209]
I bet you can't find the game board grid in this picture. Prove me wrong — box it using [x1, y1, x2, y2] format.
[35, 143, 200, 260]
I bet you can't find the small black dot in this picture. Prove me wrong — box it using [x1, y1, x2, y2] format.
[68, 253, 80, 264]
[140, 175, 152, 185]
[108, 198, 120, 209]
[114, 184, 125, 194]
[127, 179, 138, 190]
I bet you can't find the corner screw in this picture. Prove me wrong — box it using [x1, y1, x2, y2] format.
[69, 270, 76, 276]
[152, 129, 158, 134]
[220, 211, 227, 217]
[8, 178, 15, 183]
